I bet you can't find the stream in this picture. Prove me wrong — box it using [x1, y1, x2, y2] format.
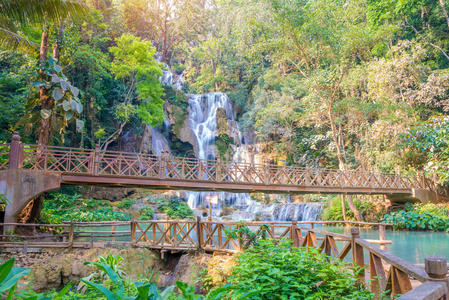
[318, 225, 449, 264]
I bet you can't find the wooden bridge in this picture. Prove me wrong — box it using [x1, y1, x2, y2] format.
[0, 134, 447, 222]
[1, 219, 448, 300]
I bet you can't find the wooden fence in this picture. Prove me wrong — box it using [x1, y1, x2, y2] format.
[1, 139, 447, 196]
[0, 219, 447, 299]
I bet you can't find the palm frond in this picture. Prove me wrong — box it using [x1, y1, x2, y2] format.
[0, 27, 37, 53]
[0, 0, 88, 24]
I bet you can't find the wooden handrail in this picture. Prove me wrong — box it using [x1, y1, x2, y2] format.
[0, 220, 447, 298]
[3, 141, 445, 196]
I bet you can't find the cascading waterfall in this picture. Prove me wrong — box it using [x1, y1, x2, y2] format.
[149, 66, 321, 221]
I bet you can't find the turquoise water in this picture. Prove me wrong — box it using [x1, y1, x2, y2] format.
[318, 225, 449, 265]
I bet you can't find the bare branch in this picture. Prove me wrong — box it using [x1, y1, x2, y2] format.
[407, 22, 449, 62]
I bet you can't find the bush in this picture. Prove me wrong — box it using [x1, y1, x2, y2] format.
[157, 197, 194, 219]
[40, 193, 131, 223]
[383, 203, 449, 231]
[209, 239, 373, 299]
[117, 198, 136, 209]
[138, 206, 155, 220]
[321, 196, 380, 222]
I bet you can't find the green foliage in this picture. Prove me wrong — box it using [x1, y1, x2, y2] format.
[0, 257, 74, 300]
[215, 134, 234, 159]
[0, 258, 30, 299]
[40, 193, 130, 223]
[401, 117, 449, 183]
[157, 197, 194, 220]
[384, 203, 449, 231]
[209, 240, 373, 299]
[224, 222, 269, 250]
[81, 260, 176, 300]
[98, 254, 126, 279]
[117, 198, 136, 210]
[321, 196, 379, 222]
[138, 206, 155, 221]
[109, 34, 164, 127]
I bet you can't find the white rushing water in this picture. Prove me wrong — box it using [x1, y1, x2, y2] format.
[149, 66, 321, 221]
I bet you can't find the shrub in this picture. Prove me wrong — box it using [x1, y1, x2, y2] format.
[383, 203, 449, 231]
[138, 206, 155, 220]
[411, 202, 449, 217]
[41, 193, 131, 223]
[158, 197, 194, 219]
[321, 196, 380, 222]
[208, 239, 373, 299]
[117, 198, 136, 209]
[383, 210, 449, 231]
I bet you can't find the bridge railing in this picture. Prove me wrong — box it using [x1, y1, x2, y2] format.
[4, 142, 423, 190]
[0, 220, 447, 299]
[1, 136, 447, 196]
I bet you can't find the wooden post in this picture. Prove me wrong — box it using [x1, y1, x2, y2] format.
[93, 144, 100, 175]
[23, 241, 28, 255]
[173, 222, 177, 246]
[291, 220, 299, 247]
[351, 227, 365, 283]
[196, 216, 203, 251]
[90, 232, 94, 249]
[68, 221, 74, 248]
[425, 256, 447, 279]
[8, 133, 23, 169]
[216, 156, 221, 182]
[198, 159, 203, 180]
[165, 216, 171, 244]
[378, 224, 386, 250]
[341, 194, 347, 221]
[130, 219, 136, 246]
[111, 225, 116, 243]
[264, 164, 270, 185]
[237, 224, 243, 252]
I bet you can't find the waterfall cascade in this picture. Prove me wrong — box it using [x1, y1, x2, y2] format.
[147, 66, 322, 221]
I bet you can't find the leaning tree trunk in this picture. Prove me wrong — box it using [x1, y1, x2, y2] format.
[37, 28, 52, 146]
[346, 195, 363, 221]
[325, 103, 362, 221]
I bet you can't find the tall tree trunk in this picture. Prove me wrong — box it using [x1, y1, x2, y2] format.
[38, 28, 52, 146]
[326, 104, 346, 170]
[347, 195, 363, 221]
[439, 0, 449, 29]
[52, 24, 64, 62]
[340, 194, 347, 221]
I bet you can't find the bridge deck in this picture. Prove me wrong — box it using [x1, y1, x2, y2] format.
[0, 142, 444, 196]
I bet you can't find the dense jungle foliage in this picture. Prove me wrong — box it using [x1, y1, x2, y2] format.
[1, 0, 449, 183]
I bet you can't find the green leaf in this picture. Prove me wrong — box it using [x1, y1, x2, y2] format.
[80, 279, 118, 300]
[6, 283, 16, 300]
[51, 74, 61, 83]
[52, 88, 65, 101]
[71, 98, 82, 114]
[0, 258, 14, 284]
[76, 119, 84, 132]
[32, 81, 44, 87]
[54, 64, 63, 73]
[0, 266, 30, 293]
[40, 109, 51, 119]
[70, 86, 80, 97]
[54, 282, 73, 299]
[62, 100, 71, 111]
[65, 111, 74, 121]
[60, 80, 70, 91]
